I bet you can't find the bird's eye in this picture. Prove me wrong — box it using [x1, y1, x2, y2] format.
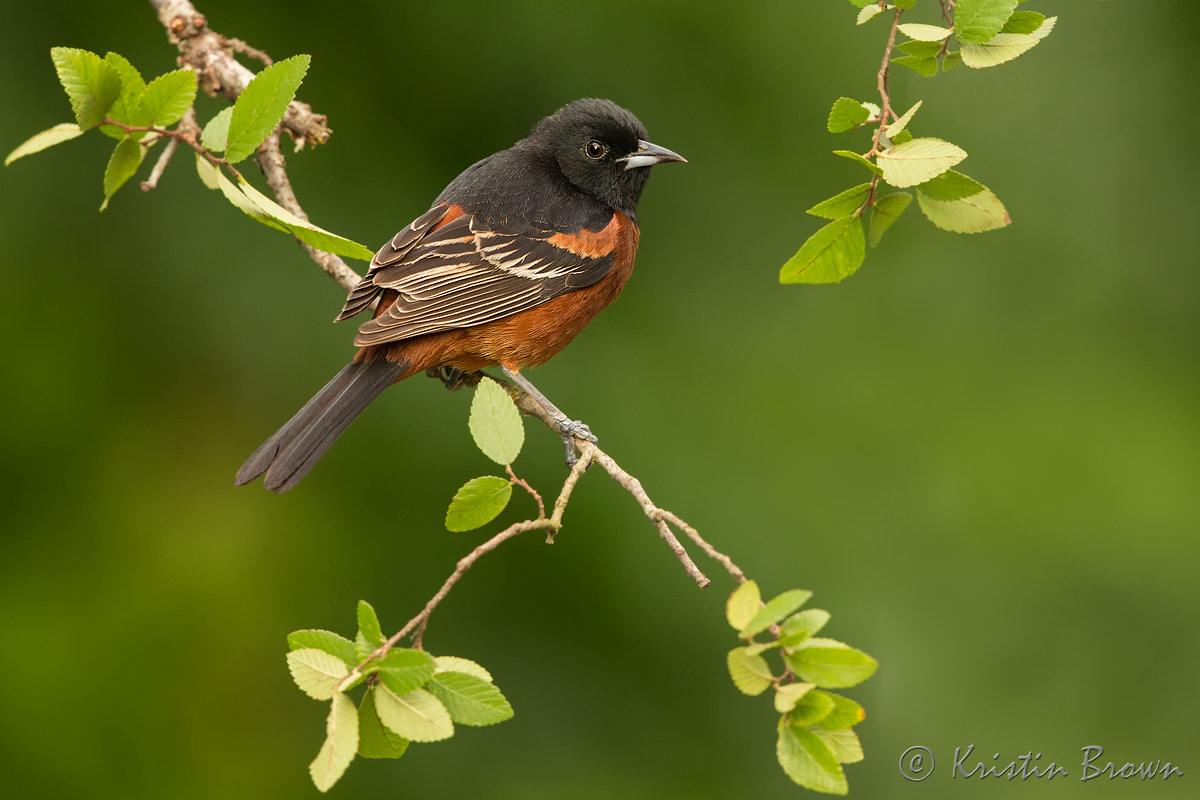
[584, 139, 608, 160]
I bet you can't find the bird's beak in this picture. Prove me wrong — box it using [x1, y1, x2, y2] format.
[618, 139, 687, 170]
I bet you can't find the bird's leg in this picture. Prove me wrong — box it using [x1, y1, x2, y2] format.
[501, 367, 597, 466]
[427, 366, 482, 391]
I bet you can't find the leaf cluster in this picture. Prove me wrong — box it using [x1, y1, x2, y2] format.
[6, 47, 372, 260]
[286, 600, 514, 792]
[725, 581, 876, 794]
[783, 1, 1056, 284]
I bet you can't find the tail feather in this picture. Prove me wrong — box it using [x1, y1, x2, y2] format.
[235, 359, 406, 493]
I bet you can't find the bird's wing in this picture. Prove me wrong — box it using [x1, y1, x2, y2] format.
[339, 204, 619, 345]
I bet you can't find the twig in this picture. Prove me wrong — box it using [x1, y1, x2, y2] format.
[222, 36, 272, 66]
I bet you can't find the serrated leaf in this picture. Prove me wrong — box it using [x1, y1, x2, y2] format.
[428, 672, 514, 726]
[445, 475, 512, 532]
[779, 216, 865, 285]
[288, 629, 359, 666]
[4, 123, 84, 166]
[859, 100, 882, 123]
[857, 4, 886, 24]
[816, 726, 864, 764]
[898, 40, 943, 59]
[309, 693, 357, 792]
[225, 54, 310, 163]
[100, 137, 144, 211]
[868, 192, 912, 248]
[141, 69, 197, 127]
[469, 380, 524, 465]
[780, 608, 833, 644]
[819, 693, 866, 732]
[960, 33, 1040, 68]
[826, 97, 871, 134]
[791, 689, 837, 726]
[236, 177, 376, 259]
[374, 685, 454, 742]
[1029, 16, 1057, 41]
[885, 100, 922, 138]
[373, 648, 435, 696]
[846, 0, 876, 8]
[915, 169, 985, 201]
[741, 589, 813, 638]
[434, 656, 494, 683]
[725, 580, 761, 631]
[51, 47, 122, 130]
[954, 0, 1020, 45]
[357, 688, 409, 759]
[877, 137, 966, 188]
[727, 647, 774, 696]
[100, 53, 147, 136]
[917, 188, 1011, 232]
[1002, 9, 1045, 34]
[288, 648, 350, 700]
[832, 149, 883, 177]
[201, 107, 234, 152]
[942, 51, 964, 71]
[892, 54, 939, 77]
[356, 600, 383, 648]
[807, 184, 871, 220]
[774, 681, 816, 713]
[777, 718, 848, 794]
[786, 639, 879, 689]
[898, 23, 953, 41]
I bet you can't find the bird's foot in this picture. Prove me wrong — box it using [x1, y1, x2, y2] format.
[427, 366, 482, 391]
[556, 418, 597, 468]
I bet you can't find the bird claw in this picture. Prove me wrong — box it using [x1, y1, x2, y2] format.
[558, 419, 597, 468]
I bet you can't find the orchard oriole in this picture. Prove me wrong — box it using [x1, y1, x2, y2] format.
[236, 98, 685, 492]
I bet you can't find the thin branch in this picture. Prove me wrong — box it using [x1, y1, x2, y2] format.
[140, 109, 191, 191]
[868, 7, 905, 158]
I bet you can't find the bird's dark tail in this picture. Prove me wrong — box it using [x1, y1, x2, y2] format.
[235, 359, 406, 493]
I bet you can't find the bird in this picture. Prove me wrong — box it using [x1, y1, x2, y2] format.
[235, 98, 685, 493]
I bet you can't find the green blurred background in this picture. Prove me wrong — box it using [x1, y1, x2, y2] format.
[1, 1, 1196, 797]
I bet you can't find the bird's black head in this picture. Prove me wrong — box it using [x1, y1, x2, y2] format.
[522, 98, 685, 218]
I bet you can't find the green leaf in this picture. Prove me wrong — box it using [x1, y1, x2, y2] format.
[868, 192, 912, 248]
[309, 692, 358, 792]
[288, 629, 359, 667]
[791, 689, 837, 726]
[372, 648, 436, 696]
[915, 169, 985, 201]
[445, 475, 512, 532]
[196, 156, 289, 230]
[373, 685, 455, 742]
[356, 600, 384, 648]
[1003, 9, 1045, 34]
[885, 100, 922, 138]
[287, 648, 350, 700]
[846, 0, 876, 8]
[856, 4, 886, 24]
[806, 184, 871, 220]
[832, 149, 883, 177]
[777, 718, 848, 794]
[469, 380, 525, 465]
[428, 672, 514, 726]
[774, 681, 816, 713]
[954, 0, 1020, 45]
[898, 40, 943, 59]
[141, 69, 197, 127]
[725, 580, 761, 631]
[826, 97, 871, 134]
[891, 54, 939, 78]
[201, 107, 234, 152]
[780, 608, 833, 645]
[741, 589, 813, 638]
[225, 54, 310, 163]
[101, 53, 147, 136]
[51, 47, 122, 130]
[816, 726, 864, 765]
[942, 51, 964, 71]
[100, 137, 144, 211]
[4, 123, 83, 166]
[819, 693, 866, 731]
[434, 656, 494, 683]
[917, 188, 1011, 232]
[960, 33, 1040, 68]
[786, 638, 879, 689]
[877, 137, 967, 188]
[779, 216, 865, 285]
[357, 688, 409, 759]
[235, 177, 376, 259]
[898, 23, 953, 41]
[727, 647, 774, 696]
